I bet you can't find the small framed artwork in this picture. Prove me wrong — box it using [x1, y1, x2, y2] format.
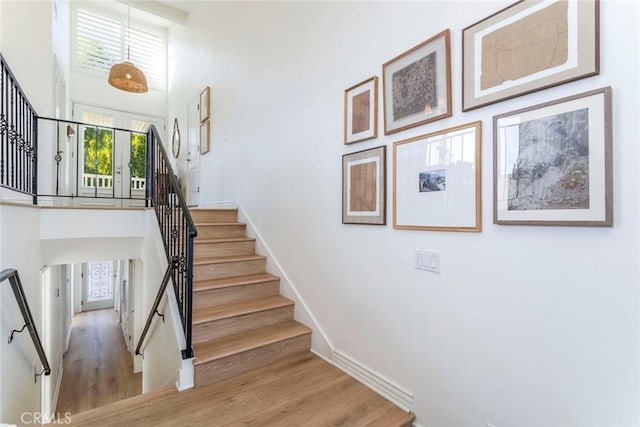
[200, 120, 210, 155]
[393, 121, 482, 232]
[383, 29, 452, 135]
[344, 76, 378, 144]
[200, 86, 210, 123]
[462, 0, 599, 111]
[342, 146, 386, 225]
[493, 87, 612, 226]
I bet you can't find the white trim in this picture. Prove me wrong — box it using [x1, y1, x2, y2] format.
[237, 205, 335, 357]
[310, 348, 334, 365]
[176, 357, 194, 391]
[133, 354, 143, 373]
[65, 324, 72, 352]
[51, 361, 64, 419]
[333, 350, 414, 413]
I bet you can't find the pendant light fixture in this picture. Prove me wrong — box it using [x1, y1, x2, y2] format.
[108, 5, 148, 93]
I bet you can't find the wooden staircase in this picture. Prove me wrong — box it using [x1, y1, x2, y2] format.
[56, 207, 415, 426]
[189, 208, 312, 386]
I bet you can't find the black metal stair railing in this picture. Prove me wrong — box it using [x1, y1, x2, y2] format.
[0, 53, 38, 204]
[1, 52, 196, 361]
[140, 124, 197, 359]
[1, 269, 51, 382]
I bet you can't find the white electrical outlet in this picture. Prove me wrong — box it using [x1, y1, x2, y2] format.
[415, 249, 441, 274]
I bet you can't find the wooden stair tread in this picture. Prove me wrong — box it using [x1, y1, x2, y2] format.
[194, 273, 279, 291]
[193, 254, 266, 265]
[194, 237, 255, 244]
[189, 208, 237, 212]
[193, 295, 293, 323]
[194, 222, 245, 226]
[193, 321, 311, 364]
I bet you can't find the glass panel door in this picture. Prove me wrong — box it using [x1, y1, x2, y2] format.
[82, 261, 115, 311]
[72, 103, 164, 208]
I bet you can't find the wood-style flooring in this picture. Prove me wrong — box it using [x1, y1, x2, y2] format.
[55, 309, 142, 415]
[65, 351, 415, 426]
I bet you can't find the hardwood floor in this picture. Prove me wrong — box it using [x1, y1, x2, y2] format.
[55, 309, 142, 415]
[66, 351, 415, 426]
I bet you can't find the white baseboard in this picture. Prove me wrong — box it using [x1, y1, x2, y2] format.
[310, 348, 334, 365]
[52, 360, 64, 418]
[65, 324, 72, 352]
[236, 205, 334, 359]
[333, 351, 414, 413]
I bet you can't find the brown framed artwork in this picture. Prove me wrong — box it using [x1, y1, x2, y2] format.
[462, 0, 600, 111]
[200, 120, 210, 155]
[383, 29, 452, 135]
[342, 146, 386, 225]
[493, 87, 612, 226]
[344, 76, 378, 144]
[200, 86, 210, 123]
[393, 121, 482, 232]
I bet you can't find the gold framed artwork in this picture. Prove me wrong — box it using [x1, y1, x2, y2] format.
[344, 76, 378, 145]
[393, 121, 482, 232]
[200, 86, 210, 123]
[494, 87, 612, 226]
[383, 29, 452, 135]
[462, 0, 600, 111]
[200, 120, 210, 155]
[342, 146, 386, 225]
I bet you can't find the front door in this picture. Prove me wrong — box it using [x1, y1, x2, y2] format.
[82, 261, 115, 311]
[72, 103, 164, 208]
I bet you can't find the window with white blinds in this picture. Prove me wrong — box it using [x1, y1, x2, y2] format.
[74, 7, 167, 90]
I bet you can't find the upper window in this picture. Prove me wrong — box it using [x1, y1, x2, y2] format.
[73, 6, 167, 90]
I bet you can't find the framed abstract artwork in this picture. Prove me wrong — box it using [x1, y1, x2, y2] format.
[383, 29, 452, 135]
[493, 87, 612, 226]
[200, 120, 210, 155]
[200, 86, 210, 123]
[462, 0, 600, 111]
[393, 121, 482, 232]
[344, 76, 378, 144]
[342, 146, 386, 225]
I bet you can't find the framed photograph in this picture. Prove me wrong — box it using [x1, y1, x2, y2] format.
[200, 86, 210, 123]
[493, 87, 612, 226]
[383, 29, 452, 135]
[342, 146, 386, 225]
[344, 76, 378, 144]
[393, 121, 482, 232]
[200, 120, 210, 155]
[462, 0, 600, 111]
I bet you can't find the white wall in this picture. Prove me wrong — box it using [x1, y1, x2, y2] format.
[41, 264, 68, 419]
[139, 210, 184, 392]
[0, 205, 43, 425]
[168, 1, 640, 425]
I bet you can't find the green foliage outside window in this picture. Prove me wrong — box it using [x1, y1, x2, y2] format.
[83, 128, 146, 183]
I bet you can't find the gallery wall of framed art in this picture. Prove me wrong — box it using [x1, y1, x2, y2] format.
[341, 0, 609, 230]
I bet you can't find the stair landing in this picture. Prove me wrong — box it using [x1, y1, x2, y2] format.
[64, 352, 415, 426]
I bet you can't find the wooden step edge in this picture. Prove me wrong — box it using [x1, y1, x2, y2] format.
[193, 273, 280, 291]
[68, 385, 177, 422]
[194, 237, 255, 244]
[193, 321, 312, 365]
[190, 208, 237, 212]
[194, 222, 246, 227]
[364, 410, 416, 427]
[193, 296, 293, 324]
[193, 254, 266, 266]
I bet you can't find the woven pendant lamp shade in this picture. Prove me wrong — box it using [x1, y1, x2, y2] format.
[108, 61, 148, 93]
